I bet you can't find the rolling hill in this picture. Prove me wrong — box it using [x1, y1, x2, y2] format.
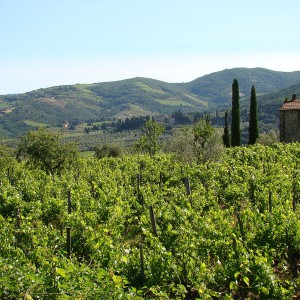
[187, 68, 300, 104]
[256, 81, 300, 129]
[1, 67, 300, 138]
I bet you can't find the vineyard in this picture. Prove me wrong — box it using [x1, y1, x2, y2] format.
[1, 143, 300, 299]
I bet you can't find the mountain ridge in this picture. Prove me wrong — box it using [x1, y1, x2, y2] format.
[1, 67, 300, 138]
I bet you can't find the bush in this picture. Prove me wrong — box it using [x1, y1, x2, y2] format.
[257, 130, 279, 145]
[164, 122, 225, 164]
[94, 144, 124, 159]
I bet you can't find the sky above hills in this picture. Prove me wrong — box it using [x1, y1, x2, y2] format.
[1, 0, 300, 94]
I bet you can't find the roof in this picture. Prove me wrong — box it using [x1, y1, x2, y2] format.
[279, 100, 300, 111]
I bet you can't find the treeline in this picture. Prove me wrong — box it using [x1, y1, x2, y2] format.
[107, 109, 226, 133]
[112, 115, 151, 131]
[100, 111, 221, 133]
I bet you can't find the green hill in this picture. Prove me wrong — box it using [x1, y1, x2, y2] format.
[254, 82, 300, 131]
[187, 67, 300, 105]
[0, 78, 208, 137]
[1, 68, 300, 138]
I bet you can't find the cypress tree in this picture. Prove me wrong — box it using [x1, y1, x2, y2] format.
[222, 111, 230, 147]
[231, 79, 241, 146]
[248, 85, 259, 145]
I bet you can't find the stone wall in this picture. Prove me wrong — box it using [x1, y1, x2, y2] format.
[280, 110, 300, 142]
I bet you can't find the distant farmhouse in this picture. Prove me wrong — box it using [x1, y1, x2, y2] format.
[279, 94, 300, 142]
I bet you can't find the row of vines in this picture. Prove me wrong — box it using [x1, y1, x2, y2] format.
[1, 143, 300, 299]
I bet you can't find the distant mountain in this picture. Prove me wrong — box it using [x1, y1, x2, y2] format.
[256, 81, 300, 128]
[0, 67, 300, 138]
[187, 68, 300, 104]
[0, 78, 208, 137]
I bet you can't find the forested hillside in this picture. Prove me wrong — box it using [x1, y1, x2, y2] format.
[0, 68, 300, 138]
[187, 68, 300, 104]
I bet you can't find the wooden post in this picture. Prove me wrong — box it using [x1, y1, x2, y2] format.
[236, 212, 245, 240]
[159, 172, 163, 190]
[91, 181, 95, 197]
[286, 229, 297, 278]
[185, 178, 191, 196]
[15, 207, 21, 246]
[269, 191, 272, 213]
[137, 173, 141, 192]
[67, 227, 71, 259]
[67, 190, 72, 214]
[149, 205, 158, 237]
[7, 167, 10, 183]
[139, 244, 145, 284]
[9, 167, 14, 185]
[292, 183, 297, 211]
[137, 174, 144, 207]
[140, 161, 144, 173]
[16, 208, 21, 230]
[232, 237, 237, 255]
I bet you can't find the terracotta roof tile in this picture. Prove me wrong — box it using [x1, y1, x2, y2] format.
[279, 100, 300, 110]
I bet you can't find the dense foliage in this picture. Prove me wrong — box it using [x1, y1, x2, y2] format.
[164, 120, 225, 164]
[135, 120, 165, 157]
[94, 143, 125, 159]
[1, 143, 300, 299]
[16, 128, 79, 178]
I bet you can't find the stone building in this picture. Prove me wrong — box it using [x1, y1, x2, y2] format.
[279, 94, 300, 142]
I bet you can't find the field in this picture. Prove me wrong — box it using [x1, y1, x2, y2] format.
[1, 143, 300, 299]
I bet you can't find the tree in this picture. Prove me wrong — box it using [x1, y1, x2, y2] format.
[248, 85, 259, 145]
[193, 117, 217, 163]
[164, 118, 224, 164]
[94, 144, 124, 159]
[222, 111, 230, 147]
[257, 129, 279, 145]
[0, 144, 15, 175]
[17, 128, 78, 177]
[231, 79, 241, 146]
[135, 120, 164, 156]
[163, 126, 195, 164]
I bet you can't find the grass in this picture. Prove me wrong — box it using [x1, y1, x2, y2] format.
[75, 84, 94, 94]
[134, 82, 166, 94]
[24, 120, 49, 127]
[183, 94, 208, 107]
[0, 101, 13, 109]
[155, 98, 193, 107]
[61, 131, 103, 138]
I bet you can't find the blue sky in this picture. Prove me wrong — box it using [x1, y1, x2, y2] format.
[1, 0, 300, 94]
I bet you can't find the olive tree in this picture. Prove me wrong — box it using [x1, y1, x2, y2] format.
[94, 144, 125, 159]
[165, 118, 225, 164]
[17, 128, 78, 177]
